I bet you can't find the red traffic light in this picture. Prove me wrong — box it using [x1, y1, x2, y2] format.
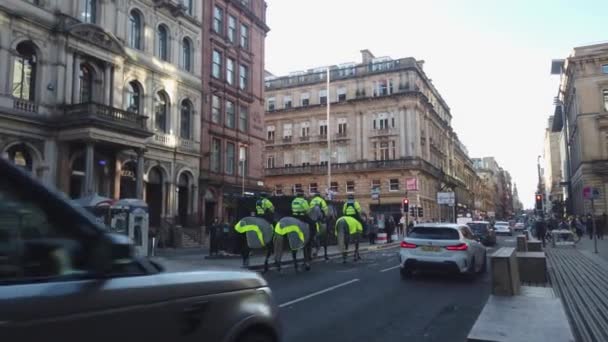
[403, 198, 409, 205]
[536, 194, 542, 201]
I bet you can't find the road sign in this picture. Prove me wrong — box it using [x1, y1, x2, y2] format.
[583, 186, 601, 200]
[437, 192, 455, 205]
[371, 188, 380, 200]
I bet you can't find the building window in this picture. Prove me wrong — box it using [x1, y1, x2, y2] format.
[240, 24, 249, 49]
[389, 179, 399, 191]
[80, 0, 96, 23]
[603, 65, 608, 74]
[284, 151, 292, 167]
[154, 91, 169, 133]
[379, 142, 389, 160]
[346, 181, 355, 193]
[125, 81, 142, 114]
[226, 57, 235, 85]
[180, 100, 192, 139]
[319, 89, 327, 104]
[211, 138, 221, 172]
[267, 155, 275, 168]
[284, 96, 292, 109]
[267, 125, 275, 141]
[79, 64, 94, 103]
[212, 50, 222, 79]
[371, 179, 381, 191]
[6, 144, 33, 171]
[338, 87, 347, 102]
[309, 183, 318, 194]
[226, 142, 235, 175]
[604, 89, 608, 112]
[391, 141, 396, 159]
[238, 106, 248, 132]
[182, 38, 192, 71]
[12, 42, 37, 101]
[213, 6, 223, 34]
[319, 120, 327, 137]
[283, 123, 293, 139]
[239, 64, 249, 90]
[338, 121, 347, 136]
[225, 100, 235, 128]
[211, 95, 221, 124]
[330, 181, 339, 193]
[373, 79, 393, 97]
[301, 122, 310, 137]
[184, 0, 193, 16]
[157, 25, 169, 61]
[128, 10, 142, 50]
[228, 15, 237, 43]
[301, 93, 310, 107]
[294, 184, 303, 194]
[267, 97, 276, 111]
[275, 184, 283, 196]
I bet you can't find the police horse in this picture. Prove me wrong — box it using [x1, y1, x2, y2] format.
[335, 216, 363, 263]
[270, 206, 324, 272]
[234, 216, 275, 269]
[313, 204, 339, 261]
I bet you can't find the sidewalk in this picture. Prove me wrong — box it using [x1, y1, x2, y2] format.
[546, 236, 608, 342]
[152, 240, 401, 272]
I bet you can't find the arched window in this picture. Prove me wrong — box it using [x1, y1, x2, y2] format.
[154, 91, 169, 133]
[79, 64, 94, 103]
[180, 100, 192, 139]
[12, 42, 37, 101]
[128, 10, 142, 50]
[157, 25, 169, 61]
[182, 38, 192, 72]
[126, 81, 142, 114]
[80, 0, 96, 23]
[6, 144, 33, 172]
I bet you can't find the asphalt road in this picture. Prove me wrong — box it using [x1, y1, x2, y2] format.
[264, 235, 516, 342]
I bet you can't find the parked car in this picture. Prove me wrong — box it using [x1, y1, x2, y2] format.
[466, 221, 497, 246]
[0, 158, 281, 342]
[494, 221, 513, 236]
[514, 222, 525, 231]
[399, 224, 487, 279]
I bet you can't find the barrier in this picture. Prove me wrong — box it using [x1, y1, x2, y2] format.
[491, 247, 521, 296]
[376, 232, 388, 244]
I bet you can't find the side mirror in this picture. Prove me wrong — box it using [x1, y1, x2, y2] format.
[91, 233, 135, 276]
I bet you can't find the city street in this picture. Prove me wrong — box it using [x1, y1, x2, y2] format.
[263, 236, 514, 342]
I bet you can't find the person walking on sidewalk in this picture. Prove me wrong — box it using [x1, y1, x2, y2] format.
[386, 216, 396, 243]
[586, 214, 594, 240]
[597, 213, 607, 240]
[209, 217, 220, 256]
[535, 217, 547, 247]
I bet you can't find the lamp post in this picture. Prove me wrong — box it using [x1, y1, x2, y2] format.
[239, 144, 247, 195]
[326, 67, 331, 199]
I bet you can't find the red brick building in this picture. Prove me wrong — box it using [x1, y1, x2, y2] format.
[200, 0, 269, 225]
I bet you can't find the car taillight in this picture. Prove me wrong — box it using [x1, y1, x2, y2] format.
[445, 243, 468, 251]
[400, 241, 417, 249]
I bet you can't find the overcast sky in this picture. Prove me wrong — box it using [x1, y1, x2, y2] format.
[264, 0, 608, 208]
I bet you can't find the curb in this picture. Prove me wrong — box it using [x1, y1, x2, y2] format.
[248, 242, 400, 271]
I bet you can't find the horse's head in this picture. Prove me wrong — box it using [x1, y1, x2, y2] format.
[308, 205, 323, 222]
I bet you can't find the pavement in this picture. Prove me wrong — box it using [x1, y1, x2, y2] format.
[155, 235, 511, 342]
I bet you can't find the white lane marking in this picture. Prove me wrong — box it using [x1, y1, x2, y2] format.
[380, 265, 401, 273]
[278, 279, 360, 308]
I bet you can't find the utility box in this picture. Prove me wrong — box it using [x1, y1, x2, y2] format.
[111, 199, 149, 257]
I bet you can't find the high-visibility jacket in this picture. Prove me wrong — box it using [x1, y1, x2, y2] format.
[291, 197, 310, 216]
[255, 198, 275, 216]
[309, 196, 329, 215]
[336, 216, 363, 235]
[342, 200, 361, 217]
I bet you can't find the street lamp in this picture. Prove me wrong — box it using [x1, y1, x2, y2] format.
[239, 144, 247, 195]
[326, 67, 331, 199]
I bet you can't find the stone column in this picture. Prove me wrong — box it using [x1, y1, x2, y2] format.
[104, 64, 113, 106]
[84, 142, 95, 195]
[0, 47, 10, 95]
[72, 54, 81, 104]
[136, 149, 145, 199]
[43, 139, 58, 187]
[64, 52, 74, 104]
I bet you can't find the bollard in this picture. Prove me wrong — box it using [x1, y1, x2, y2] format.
[516, 235, 528, 252]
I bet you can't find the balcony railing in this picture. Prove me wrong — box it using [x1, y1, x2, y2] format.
[370, 128, 397, 136]
[300, 136, 310, 142]
[335, 132, 349, 139]
[61, 102, 149, 131]
[265, 157, 441, 177]
[13, 98, 38, 113]
[179, 138, 198, 152]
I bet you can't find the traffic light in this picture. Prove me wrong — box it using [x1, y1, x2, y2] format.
[418, 207, 424, 217]
[402, 198, 409, 212]
[410, 206, 416, 216]
[535, 194, 543, 210]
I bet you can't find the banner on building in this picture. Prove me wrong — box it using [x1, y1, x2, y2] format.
[406, 178, 419, 191]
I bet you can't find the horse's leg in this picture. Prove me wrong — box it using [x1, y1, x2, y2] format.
[292, 249, 299, 273]
[355, 233, 361, 261]
[323, 231, 329, 261]
[338, 226, 347, 263]
[263, 244, 272, 273]
[274, 235, 283, 272]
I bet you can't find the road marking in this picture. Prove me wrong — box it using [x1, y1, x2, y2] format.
[278, 279, 360, 308]
[380, 265, 401, 273]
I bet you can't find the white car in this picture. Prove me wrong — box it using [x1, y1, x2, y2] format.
[399, 224, 487, 278]
[494, 221, 513, 236]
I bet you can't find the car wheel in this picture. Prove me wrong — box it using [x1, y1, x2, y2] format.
[400, 268, 413, 280]
[237, 331, 275, 342]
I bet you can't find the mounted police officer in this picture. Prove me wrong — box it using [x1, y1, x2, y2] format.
[343, 193, 362, 224]
[309, 191, 328, 220]
[255, 192, 275, 224]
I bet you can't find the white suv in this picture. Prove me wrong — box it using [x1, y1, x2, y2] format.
[399, 224, 487, 279]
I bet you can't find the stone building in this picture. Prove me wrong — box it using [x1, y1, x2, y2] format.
[0, 0, 202, 228]
[199, 0, 269, 224]
[543, 115, 563, 213]
[263, 50, 474, 221]
[551, 42, 608, 215]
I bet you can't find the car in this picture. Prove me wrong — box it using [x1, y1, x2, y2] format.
[514, 222, 525, 231]
[398, 223, 487, 279]
[494, 221, 513, 236]
[466, 221, 497, 246]
[0, 158, 282, 342]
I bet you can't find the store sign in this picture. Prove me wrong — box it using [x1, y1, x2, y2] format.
[437, 192, 455, 205]
[406, 178, 418, 191]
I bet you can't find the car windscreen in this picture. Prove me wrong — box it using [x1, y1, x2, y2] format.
[409, 227, 459, 240]
[467, 223, 488, 233]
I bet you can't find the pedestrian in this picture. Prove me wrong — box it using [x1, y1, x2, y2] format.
[535, 217, 547, 247]
[574, 216, 584, 238]
[407, 221, 414, 235]
[586, 214, 594, 240]
[386, 216, 395, 242]
[209, 217, 220, 256]
[598, 213, 607, 240]
[399, 215, 406, 237]
[368, 216, 376, 244]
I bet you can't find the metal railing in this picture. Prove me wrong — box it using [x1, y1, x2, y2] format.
[62, 102, 148, 130]
[13, 98, 38, 113]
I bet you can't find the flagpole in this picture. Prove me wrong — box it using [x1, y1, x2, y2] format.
[326, 67, 331, 199]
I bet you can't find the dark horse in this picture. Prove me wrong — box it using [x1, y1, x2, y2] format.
[313, 204, 339, 261]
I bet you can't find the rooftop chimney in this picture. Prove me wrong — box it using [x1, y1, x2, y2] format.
[360, 49, 375, 64]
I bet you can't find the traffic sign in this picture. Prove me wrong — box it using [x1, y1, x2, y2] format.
[437, 192, 455, 205]
[583, 186, 600, 200]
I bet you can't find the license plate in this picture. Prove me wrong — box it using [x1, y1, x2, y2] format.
[421, 246, 441, 252]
